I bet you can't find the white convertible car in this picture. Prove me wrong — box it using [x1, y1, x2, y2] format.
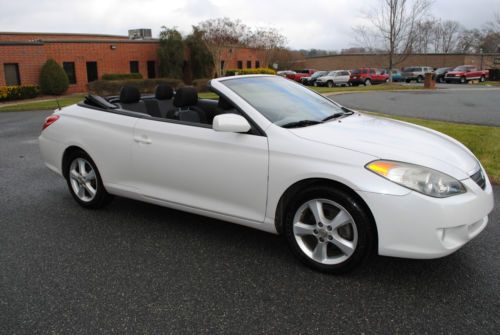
[39, 75, 494, 273]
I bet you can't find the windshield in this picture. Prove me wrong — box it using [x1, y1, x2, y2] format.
[454, 66, 469, 71]
[222, 76, 345, 126]
[404, 67, 418, 72]
[311, 71, 327, 79]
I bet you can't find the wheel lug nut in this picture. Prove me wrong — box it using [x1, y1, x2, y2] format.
[318, 222, 323, 227]
[319, 237, 324, 242]
[328, 236, 333, 240]
[327, 226, 332, 231]
[313, 229, 318, 235]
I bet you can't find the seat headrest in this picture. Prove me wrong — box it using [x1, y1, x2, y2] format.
[217, 97, 233, 110]
[155, 84, 174, 100]
[174, 86, 198, 108]
[120, 86, 141, 103]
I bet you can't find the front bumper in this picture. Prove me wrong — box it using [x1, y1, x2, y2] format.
[358, 176, 494, 259]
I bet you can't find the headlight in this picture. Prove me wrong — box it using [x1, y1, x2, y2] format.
[366, 160, 466, 198]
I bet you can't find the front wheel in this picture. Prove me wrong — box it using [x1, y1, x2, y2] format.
[65, 150, 113, 209]
[460, 76, 466, 84]
[364, 79, 372, 86]
[327, 81, 334, 88]
[416, 76, 423, 83]
[284, 186, 375, 273]
[480, 75, 485, 82]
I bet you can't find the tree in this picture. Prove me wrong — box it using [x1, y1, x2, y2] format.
[434, 20, 462, 53]
[185, 27, 214, 79]
[354, 0, 431, 71]
[245, 27, 287, 67]
[39, 59, 69, 95]
[158, 27, 184, 79]
[195, 18, 250, 77]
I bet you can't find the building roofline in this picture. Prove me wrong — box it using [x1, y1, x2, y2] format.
[305, 52, 500, 59]
[0, 31, 129, 38]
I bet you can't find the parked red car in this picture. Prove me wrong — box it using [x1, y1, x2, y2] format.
[349, 68, 389, 86]
[287, 69, 316, 82]
[445, 65, 488, 83]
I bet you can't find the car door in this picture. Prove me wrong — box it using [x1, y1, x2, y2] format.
[131, 118, 269, 223]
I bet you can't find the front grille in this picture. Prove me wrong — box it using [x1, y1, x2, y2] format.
[471, 169, 486, 190]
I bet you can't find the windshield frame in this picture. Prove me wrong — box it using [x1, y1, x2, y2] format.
[219, 75, 346, 128]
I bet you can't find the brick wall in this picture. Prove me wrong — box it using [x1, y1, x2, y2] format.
[294, 53, 500, 71]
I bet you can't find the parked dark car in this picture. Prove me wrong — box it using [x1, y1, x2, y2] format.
[434, 67, 453, 83]
[301, 71, 328, 86]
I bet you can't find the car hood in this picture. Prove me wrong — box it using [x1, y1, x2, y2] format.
[289, 113, 478, 180]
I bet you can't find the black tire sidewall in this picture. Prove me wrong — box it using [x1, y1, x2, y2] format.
[65, 150, 112, 209]
[283, 186, 375, 274]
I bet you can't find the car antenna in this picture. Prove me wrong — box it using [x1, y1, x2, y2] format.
[56, 99, 61, 110]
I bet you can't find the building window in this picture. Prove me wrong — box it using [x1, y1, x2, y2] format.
[147, 61, 156, 79]
[4, 63, 20, 86]
[130, 61, 139, 74]
[63, 62, 77, 84]
[86, 62, 98, 82]
[237, 61, 243, 69]
[220, 60, 225, 72]
[255, 60, 260, 68]
[247, 60, 252, 68]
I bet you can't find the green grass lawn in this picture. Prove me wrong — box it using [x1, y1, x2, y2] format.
[0, 94, 86, 112]
[373, 114, 500, 183]
[477, 81, 500, 87]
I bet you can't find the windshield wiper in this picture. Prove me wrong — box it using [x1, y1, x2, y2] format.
[281, 120, 321, 128]
[322, 107, 355, 122]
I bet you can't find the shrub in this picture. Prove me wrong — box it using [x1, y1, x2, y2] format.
[224, 68, 276, 76]
[88, 78, 184, 96]
[102, 73, 143, 80]
[39, 59, 69, 95]
[191, 78, 211, 92]
[0, 85, 40, 101]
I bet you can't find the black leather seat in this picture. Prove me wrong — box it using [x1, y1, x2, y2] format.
[167, 87, 207, 123]
[155, 84, 174, 118]
[118, 86, 147, 114]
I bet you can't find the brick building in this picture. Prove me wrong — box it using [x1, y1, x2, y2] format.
[0, 31, 267, 93]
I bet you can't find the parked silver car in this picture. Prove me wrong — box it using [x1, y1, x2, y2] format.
[402, 66, 433, 83]
[315, 70, 351, 87]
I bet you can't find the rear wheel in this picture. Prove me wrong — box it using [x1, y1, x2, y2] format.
[284, 186, 375, 273]
[480, 75, 485, 82]
[416, 76, 423, 83]
[460, 76, 466, 84]
[65, 150, 113, 209]
[327, 81, 334, 88]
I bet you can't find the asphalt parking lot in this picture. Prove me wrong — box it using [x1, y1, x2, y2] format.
[1, 110, 499, 334]
[330, 85, 500, 126]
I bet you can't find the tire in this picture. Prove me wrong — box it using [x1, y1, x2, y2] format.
[65, 150, 113, 209]
[460, 76, 466, 84]
[416, 76, 423, 83]
[327, 81, 334, 88]
[480, 76, 485, 82]
[405, 79, 411, 83]
[364, 79, 372, 86]
[283, 185, 376, 274]
[351, 83, 359, 87]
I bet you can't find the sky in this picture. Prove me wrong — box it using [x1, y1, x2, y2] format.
[0, 0, 498, 50]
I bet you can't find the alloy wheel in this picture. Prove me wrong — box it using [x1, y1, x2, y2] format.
[292, 198, 358, 265]
[69, 158, 97, 202]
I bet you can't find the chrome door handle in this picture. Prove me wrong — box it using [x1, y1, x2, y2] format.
[134, 135, 152, 144]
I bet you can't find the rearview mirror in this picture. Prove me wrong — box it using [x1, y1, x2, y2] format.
[213, 114, 251, 133]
